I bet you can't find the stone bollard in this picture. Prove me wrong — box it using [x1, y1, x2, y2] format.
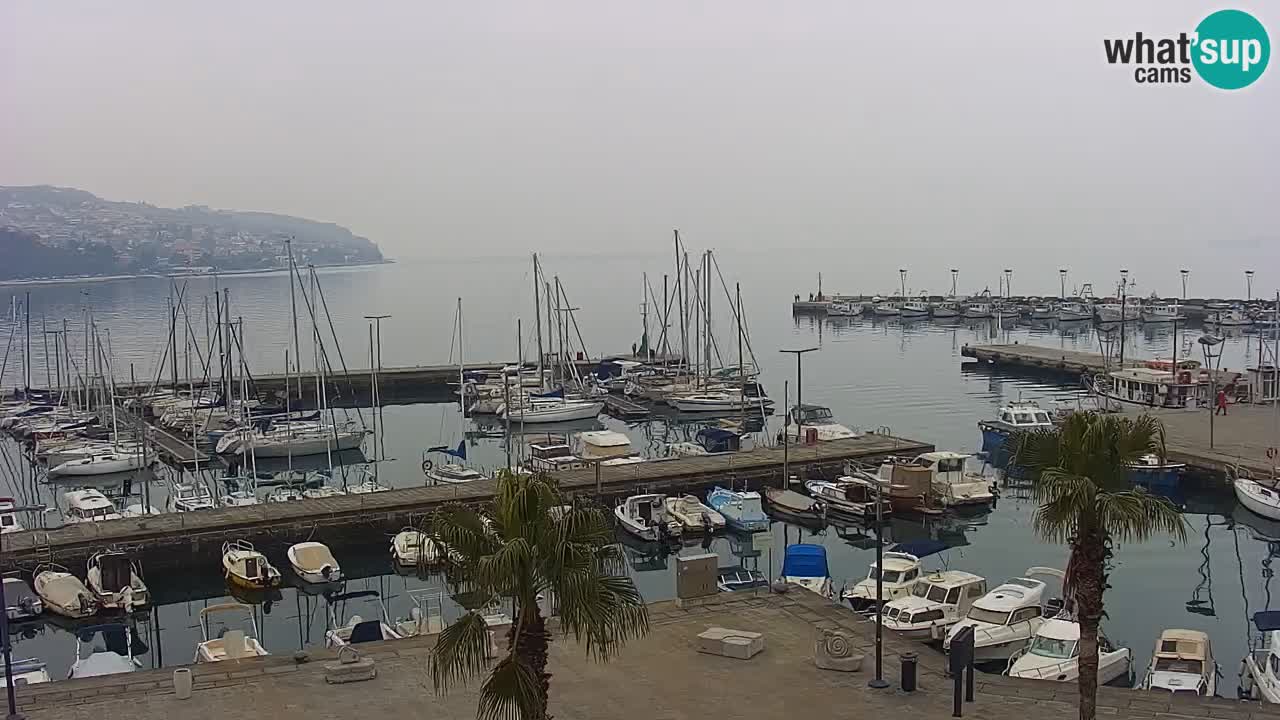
[173, 668, 193, 700]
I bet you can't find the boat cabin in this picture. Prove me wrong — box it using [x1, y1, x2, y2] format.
[1248, 365, 1280, 403]
[527, 442, 587, 472]
[576, 430, 634, 460]
[883, 570, 986, 638]
[1106, 367, 1207, 409]
[788, 404, 835, 426]
[993, 402, 1053, 430]
[1144, 629, 1213, 695]
[0, 497, 23, 534]
[64, 490, 121, 523]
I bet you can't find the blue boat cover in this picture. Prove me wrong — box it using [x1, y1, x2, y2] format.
[782, 544, 829, 578]
[889, 539, 949, 559]
[1255, 611, 1280, 631]
[532, 387, 565, 398]
[696, 427, 742, 452]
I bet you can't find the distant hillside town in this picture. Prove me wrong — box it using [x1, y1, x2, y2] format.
[0, 185, 384, 281]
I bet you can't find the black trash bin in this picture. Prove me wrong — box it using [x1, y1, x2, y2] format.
[901, 651, 918, 692]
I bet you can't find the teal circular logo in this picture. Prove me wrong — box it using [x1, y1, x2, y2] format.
[1193, 9, 1270, 89]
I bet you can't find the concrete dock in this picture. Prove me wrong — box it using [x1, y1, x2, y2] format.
[1, 433, 931, 572]
[960, 343, 1158, 377]
[21, 588, 1274, 720]
[1125, 403, 1279, 479]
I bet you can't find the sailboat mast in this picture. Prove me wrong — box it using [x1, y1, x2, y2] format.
[674, 232, 686, 370]
[641, 272, 648, 361]
[457, 298, 465, 414]
[737, 282, 744, 406]
[546, 280, 555, 387]
[533, 253, 544, 390]
[23, 292, 30, 394]
[704, 251, 712, 384]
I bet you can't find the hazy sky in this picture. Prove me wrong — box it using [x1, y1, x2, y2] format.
[2, 2, 1275, 272]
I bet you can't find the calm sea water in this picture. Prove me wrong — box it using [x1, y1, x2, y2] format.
[1, 256, 1278, 686]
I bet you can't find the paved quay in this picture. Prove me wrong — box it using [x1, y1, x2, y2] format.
[19, 589, 1278, 720]
[1124, 403, 1279, 479]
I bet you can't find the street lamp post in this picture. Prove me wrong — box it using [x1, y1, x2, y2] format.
[0, 532, 20, 719]
[950, 269, 958, 298]
[779, 348, 819, 443]
[1003, 268, 1013, 298]
[899, 269, 908, 299]
[1246, 270, 1255, 302]
[868, 477, 889, 690]
[1059, 269, 1068, 300]
[1181, 269, 1190, 301]
[1199, 334, 1224, 449]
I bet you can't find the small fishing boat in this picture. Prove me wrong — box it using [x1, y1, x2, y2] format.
[804, 477, 881, 519]
[391, 528, 446, 567]
[872, 300, 901, 316]
[1006, 615, 1132, 684]
[1126, 454, 1186, 489]
[577, 430, 635, 460]
[842, 549, 926, 612]
[826, 301, 863, 317]
[3, 576, 43, 621]
[170, 481, 216, 512]
[195, 603, 269, 663]
[0, 658, 51, 687]
[34, 564, 98, 618]
[222, 540, 282, 590]
[1029, 303, 1055, 320]
[1139, 628, 1216, 696]
[345, 478, 392, 494]
[978, 400, 1054, 464]
[1207, 309, 1252, 327]
[220, 483, 260, 507]
[48, 453, 145, 477]
[287, 541, 342, 584]
[880, 570, 986, 640]
[0, 497, 24, 534]
[265, 486, 305, 503]
[944, 568, 1065, 663]
[777, 404, 859, 443]
[763, 487, 825, 524]
[62, 489, 123, 524]
[614, 493, 682, 542]
[1141, 304, 1183, 323]
[1095, 302, 1138, 324]
[868, 461, 945, 515]
[900, 300, 931, 318]
[301, 485, 345, 500]
[663, 495, 726, 534]
[68, 624, 138, 679]
[962, 302, 993, 319]
[912, 452, 995, 508]
[717, 566, 769, 592]
[706, 487, 770, 533]
[425, 463, 488, 485]
[781, 544, 832, 598]
[326, 590, 404, 647]
[932, 301, 960, 318]
[1056, 302, 1093, 321]
[86, 550, 150, 610]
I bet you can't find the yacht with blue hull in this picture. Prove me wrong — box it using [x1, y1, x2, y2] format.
[1126, 454, 1186, 489]
[978, 401, 1054, 465]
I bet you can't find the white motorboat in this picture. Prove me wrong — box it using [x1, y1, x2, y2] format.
[664, 495, 726, 533]
[391, 528, 448, 566]
[425, 463, 489, 485]
[781, 544, 833, 598]
[1141, 304, 1183, 323]
[0, 497, 24, 534]
[1235, 475, 1280, 521]
[301, 485, 345, 500]
[501, 397, 603, 423]
[804, 477, 879, 519]
[62, 489, 122, 523]
[993, 303, 1020, 321]
[1096, 302, 1139, 323]
[978, 400, 1055, 460]
[3, 577, 43, 621]
[842, 549, 927, 612]
[963, 303, 993, 319]
[778, 404, 860, 442]
[826, 301, 864, 317]
[49, 452, 145, 477]
[881, 570, 986, 640]
[1056, 302, 1093, 321]
[1140, 629, 1216, 696]
[706, 487, 770, 532]
[222, 540, 282, 590]
[326, 590, 404, 648]
[34, 565, 98, 618]
[221, 486, 260, 507]
[86, 550, 150, 610]
[287, 541, 342, 584]
[945, 568, 1065, 662]
[872, 301, 901, 316]
[614, 493, 681, 542]
[911, 452, 995, 507]
[900, 300, 931, 318]
[670, 392, 773, 413]
[345, 479, 392, 494]
[195, 603, 270, 662]
[0, 658, 51, 687]
[1007, 615, 1132, 684]
[265, 486, 305, 503]
[1029, 304, 1055, 320]
[69, 624, 138, 679]
[170, 481, 216, 512]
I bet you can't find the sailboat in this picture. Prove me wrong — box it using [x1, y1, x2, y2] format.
[425, 301, 495, 482]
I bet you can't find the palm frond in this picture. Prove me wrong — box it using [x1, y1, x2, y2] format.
[1031, 471, 1097, 543]
[555, 570, 650, 661]
[475, 536, 536, 597]
[431, 503, 499, 564]
[475, 655, 546, 720]
[1095, 490, 1187, 543]
[429, 611, 494, 693]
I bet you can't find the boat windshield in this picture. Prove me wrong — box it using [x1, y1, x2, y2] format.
[911, 583, 950, 603]
[966, 607, 1011, 625]
[1153, 658, 1202, 674]
[1029, 636, 1077, 659]
[870, 569, 902, 583]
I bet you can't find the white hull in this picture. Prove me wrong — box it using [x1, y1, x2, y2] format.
[504, 401, 603, 423]
[900, 308, 930, 318]
[240, 431, 365, 457]
[932, 308, 959, 318]
[1009, 648, 1131, 684]
[1235, 478, 1280, 521]
[1057, 310, 1091, 321]
[670, 396, 771, 412]
[49, 455, 144, 476]
[963, 311, 992, 319]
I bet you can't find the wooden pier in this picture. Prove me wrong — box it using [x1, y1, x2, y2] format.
[0, 433, 931, 571]
[603, 394, 650, 420]
[961, 343, 1125, 376]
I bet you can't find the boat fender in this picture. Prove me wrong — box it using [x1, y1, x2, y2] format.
[421, 459, 433, 474]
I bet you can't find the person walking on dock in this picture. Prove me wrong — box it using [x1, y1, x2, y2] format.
[1215, 389, 1229, 416]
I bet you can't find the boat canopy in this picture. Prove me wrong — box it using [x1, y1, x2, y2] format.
[889, 540, 949, 559]
[1254, 611, 1280, 632]
[696, 428, 741, 453]
[782, 544, 829, 579]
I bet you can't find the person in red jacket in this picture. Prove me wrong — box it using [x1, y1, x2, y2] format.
[1216, 389, 1229, 416]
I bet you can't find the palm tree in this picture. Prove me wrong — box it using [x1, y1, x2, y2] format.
[1013, 412, 1186, 720]
[426, 470, 649, 720]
